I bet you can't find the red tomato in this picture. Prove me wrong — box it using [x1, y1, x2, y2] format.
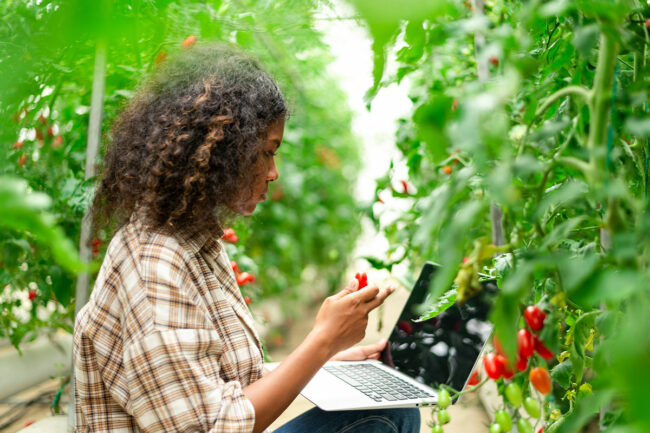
[28, 289, 37, 301]
[483, 353, 504, 380]
[17, 153, 27, 168]
[236, 272, 255, 285]
[354, 272, 368, 290]
[230, 260, 241, 274]
[443, 165, 452, 175]
[467, 370, 480, 386]
[517, 328, 535, 358]
[181, 35, 196, 49]
[397, 320, 412, 335]
[515, 354, 528, 371]
[52, 136, 64, 149]
[244, 296, 252, 305]
[524, 305, 546, 331]
[221, 228, 239, 243]
[529, 367, 552, 394]
[533, 335, 554, 360]
[497, 354, 514, 379]
[489, 56, 499, 67]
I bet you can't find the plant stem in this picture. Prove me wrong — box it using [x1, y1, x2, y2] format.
[534, 85, 592, 121]
[586, 34, 618, 185]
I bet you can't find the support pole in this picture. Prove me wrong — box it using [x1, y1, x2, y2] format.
[68, 39, 106, 432]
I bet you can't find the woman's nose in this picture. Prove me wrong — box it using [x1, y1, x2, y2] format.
[267, 158, 279, 182]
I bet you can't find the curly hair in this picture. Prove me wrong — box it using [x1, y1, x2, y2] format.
[93, 44, 287, 236]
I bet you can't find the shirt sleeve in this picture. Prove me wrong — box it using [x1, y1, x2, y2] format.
[123, 327, 256, 433]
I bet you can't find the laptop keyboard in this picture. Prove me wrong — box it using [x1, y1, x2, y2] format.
[323, 364, 435, 402]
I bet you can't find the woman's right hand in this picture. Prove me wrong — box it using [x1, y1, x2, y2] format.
[309, 279, 395, 358]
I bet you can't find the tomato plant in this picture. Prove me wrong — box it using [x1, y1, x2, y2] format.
[351, 0, 650, 431]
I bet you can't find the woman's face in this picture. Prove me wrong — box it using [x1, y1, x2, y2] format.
[234, 117, 285, 216]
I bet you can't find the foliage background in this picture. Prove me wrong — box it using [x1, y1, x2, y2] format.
[352, 0, 650, 432]
[0, 0, 362, 348]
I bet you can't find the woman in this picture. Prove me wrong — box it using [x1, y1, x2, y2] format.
[74, 44, 420, 433]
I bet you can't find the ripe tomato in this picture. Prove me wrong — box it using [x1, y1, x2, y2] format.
[499, 354, 514, 379]
[489, 56, 499, 67]
[221, 228, 239, 243]
[524, 305, 546, 331]
[492, 335, 506, 357]
[483, 353, 504, 380]
[529, 367, 552, 394]
[28, 289, 37, 301]
[236, 272, 255, 285]
[354, 272, 368, 290]
[533, 336, 554, 360]
[443, 165, 452, 175]
[244, 296, 252, 305]
[515, 354, 528, 371]
[181, 35, 196, 49]
[17, 153, 27, 168]
[230, 260, 241, 274]
[517, 328, 535, 358]
[467, 370, 480, 386]
[52, 136, 64, 149]
[397, 320, 412, 335]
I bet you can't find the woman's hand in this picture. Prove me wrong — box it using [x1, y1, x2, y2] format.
[309, 279, 394, 359]
[330, 338, 388, 361]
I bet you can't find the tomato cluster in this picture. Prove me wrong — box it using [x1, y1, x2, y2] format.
[230, 259, 256, 305]
[222, 228, 239, 243]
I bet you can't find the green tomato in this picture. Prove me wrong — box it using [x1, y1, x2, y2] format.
[489, 423, 502, 433]
[523, 396, 541, 418]
[504, 383, 522, 408]
[437, 408, 451, 425]
[438, 388, 451, 408]
[516, 417, 534, 433]
[495, 410, 513, 432]
[431, 424, 444, 433]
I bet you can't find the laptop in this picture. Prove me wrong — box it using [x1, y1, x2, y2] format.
[268, 261, 497, 411]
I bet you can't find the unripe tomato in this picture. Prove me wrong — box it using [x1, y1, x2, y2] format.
[533, 336, 554, 360]
[489, 423, 502, 433]
[431, 425, 443, 433]
[523, 396, 541, 418]
[517, 329, 535, 358]
[529, 367, 552, 394]
[524, 306, 546, 331]
[517, 417, 534, 433]
[437, 388, 451, 408]
[483, 353, 505, 380]
[437, 408, 450, 425]
[495, 409, 513, 432]
[504, 383, 522, 408]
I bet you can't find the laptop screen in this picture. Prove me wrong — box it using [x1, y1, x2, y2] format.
[380, 262, 496, 394]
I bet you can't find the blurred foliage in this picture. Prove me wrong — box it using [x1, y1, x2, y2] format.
[0, 0, 361, 348]
[351, 0, 650, 431]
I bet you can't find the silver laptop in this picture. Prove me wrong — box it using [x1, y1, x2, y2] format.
[270, 262, 496, 411]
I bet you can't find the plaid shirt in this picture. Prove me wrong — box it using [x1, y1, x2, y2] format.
[74, 219, 265, 432]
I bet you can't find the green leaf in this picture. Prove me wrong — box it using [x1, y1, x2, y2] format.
[415, 288, 457, 322]
[572, 24, 600, 57]
[551, 359, 573, 389]
[625, 117, 650, 138]
[568, 269, 642, 309]
[570, 311, 599, 383]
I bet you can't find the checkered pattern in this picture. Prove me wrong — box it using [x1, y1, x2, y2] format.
[74, 219, 265, 432]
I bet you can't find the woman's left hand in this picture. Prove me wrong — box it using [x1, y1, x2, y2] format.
[330, 338, 388, 361]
